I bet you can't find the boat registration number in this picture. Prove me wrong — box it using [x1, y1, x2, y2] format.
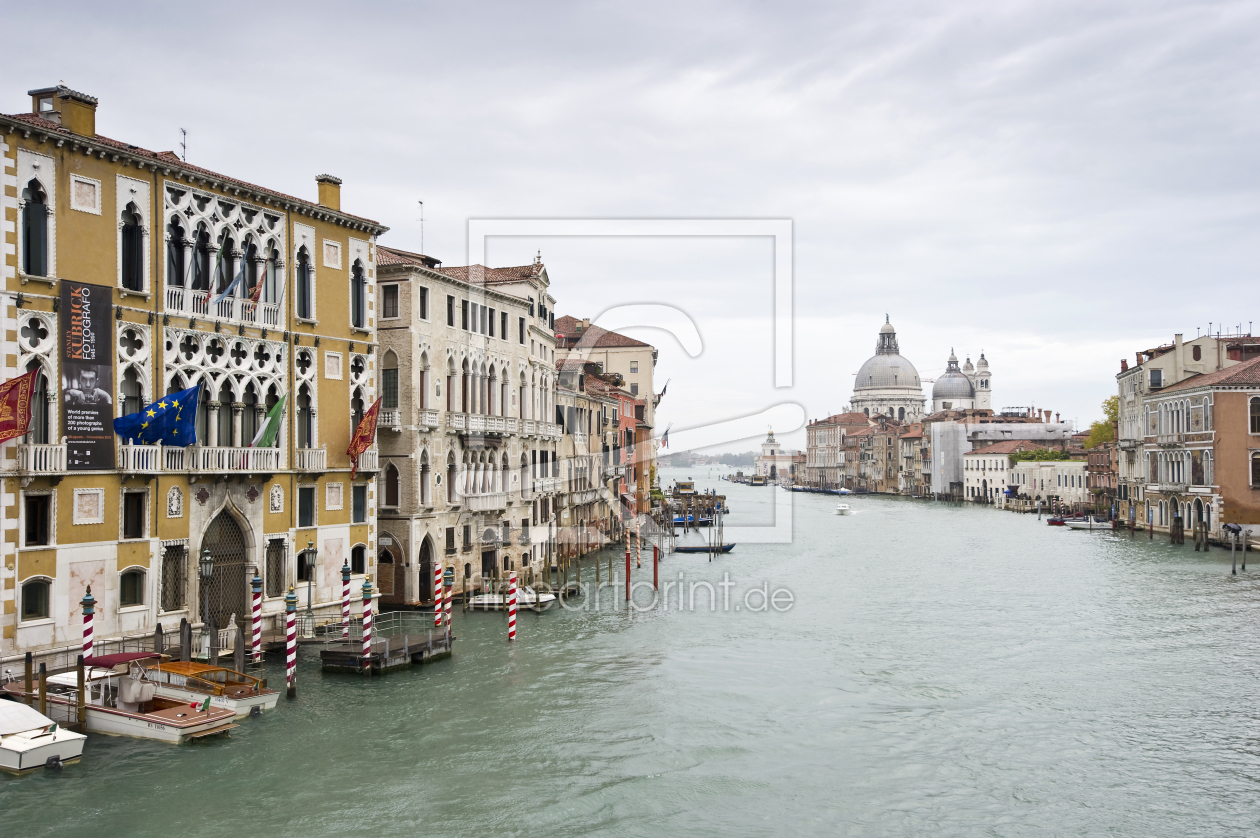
[145, 723, 168, 731]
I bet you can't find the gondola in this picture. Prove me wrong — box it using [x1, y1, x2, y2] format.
[673, 543, 736, 554]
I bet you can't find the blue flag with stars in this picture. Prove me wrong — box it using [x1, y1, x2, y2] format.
[113, 383, 201, 446]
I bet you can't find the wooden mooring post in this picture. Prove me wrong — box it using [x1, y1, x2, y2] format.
[24, 651, 32, 708]
[37, 663, 47, 718]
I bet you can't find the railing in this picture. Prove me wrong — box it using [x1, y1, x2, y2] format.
[538, 477, 560, 493]
[447, 412, 467, 431]
[196, 446, 281, 473]
[1155, 482, 1188, 494]
[467, 492, 507, 512]
[524, 420, 537, 436]
[165, 286, 281, 327]
[540, 422, 562, 439]
[295, 446, 326, 472]
[357, 446, 379, 473]
[380, 409, 401, 430]
[18, 439, 67, 474]
[467, 415, 486, 433]
[1156, 433, 1184, 447]
[506, 418, 519, 434]
[418, 408, 440, 429]
[165, 446, 187, 471]
[486, 416, 506, 433]
[1118, 438, 1142, 451]
[119, 442, 163, 473]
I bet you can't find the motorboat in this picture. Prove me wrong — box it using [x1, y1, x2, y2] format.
[1, 653, 236, 744]
[145, 661, 279, 719]
[672, 514, 694, 525]
[1047, 517, 1067, 526]
[834, 503, 852, 515]
[0, 700, 87, 774]
[1063, 517, 1108, 531]
[468, 585, 557, 611]
[838, 487, 852, 495]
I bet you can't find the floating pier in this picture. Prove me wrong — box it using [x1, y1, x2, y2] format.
[318, 612, 454, 675]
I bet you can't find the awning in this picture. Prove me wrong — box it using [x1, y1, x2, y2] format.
[83, 652, 162, 669]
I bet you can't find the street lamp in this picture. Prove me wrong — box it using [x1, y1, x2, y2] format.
[199, 548, 214, 656]
[302, 539, 317, 638]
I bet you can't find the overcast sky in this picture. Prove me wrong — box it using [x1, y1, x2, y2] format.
[12, 1, 1259, 450]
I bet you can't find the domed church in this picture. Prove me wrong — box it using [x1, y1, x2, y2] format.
[930, 349, 993, 412]
[850, 317, 926, 421]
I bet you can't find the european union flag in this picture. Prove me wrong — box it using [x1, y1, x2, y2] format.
[113, 383, 201, 447]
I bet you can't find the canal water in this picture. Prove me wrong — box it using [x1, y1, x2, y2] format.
[4, 467, 1259, 836]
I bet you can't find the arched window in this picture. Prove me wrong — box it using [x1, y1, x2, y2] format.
[297, 384, 313, 449]
[898, 407, 905, 421]
[121, 203, 144, 291]
[419, 452, 431, 505]
[25, 359, 49, 445]
[384, 463, 400, 508]
[241, 382, 259, 444]
[121, 366, 144, 420]
[120, 568, 145, 607]
[296, 246, 312, 319]
[215, 233, 235, 294]
[382, 351, 399, 410]
[167, 219, 186, 287]
[351, 545, 366, 575]
[243, 239, 259, 300]
[351, 260, 366, 329]
[1251, 397, 1260, 435]
[21, 578, 50, 621]
[1192, 345, 1202, 361]
[217, 380, 234, 447]
[192, 226, 211, 291]
[21, 179, 48, 277]
[264, 245, 279, 304]
[447, 455, 457, 503]
[1253, 453, 1260, 488]
[195, 377, 211, 444]
[351, 387, 365, 433]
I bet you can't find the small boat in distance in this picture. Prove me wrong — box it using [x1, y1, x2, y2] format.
[834, 503, 851, 515]
[1063, 517, 1108, 531]
[1047, 517, 1067, 526]
[674, 544, 736, 554]
[468, 585, 557, 611]
[838, 487, 852, 495]
[0, 700, 87, 774]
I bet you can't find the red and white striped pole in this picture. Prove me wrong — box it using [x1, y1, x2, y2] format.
[284, 586, 297, 698]
[507, 571, 517, 641]
[361, 577, 374, 674]
[80, 586, 95, 661]
[433, 563, 444, 628]
[444, 575, 453, 627]
[625, 533, 632, 601]
[250, 571, 263, 664]
[341, 560, 351, 640]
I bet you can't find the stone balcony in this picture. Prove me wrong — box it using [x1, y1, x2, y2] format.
[1156, 433, 1184, 447]
[17, 440, 67, 480]
[380, 409, 401, 431]
[466, 491, 508, 512]
[165, 285, 282, 328]
[418, 408, 440, 430]
[294, 446, 326, 472]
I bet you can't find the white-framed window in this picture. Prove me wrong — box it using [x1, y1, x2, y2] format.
[70, 174, 102, 215]
[121, 488, 149, 540]
[298, 484, 318, 528]
[382, 284, 400, 319]
[326, 482, 344, 511]
[630, 361, 638, 373]
[21, 490, 55, 548]
[120, 566, 146, 608]
[323, 239, 342, 269]
[20, 577, 52, 622]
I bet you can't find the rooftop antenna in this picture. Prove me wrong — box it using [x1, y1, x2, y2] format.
[179, 128, 187, 162]
[417, 200, 424, 254]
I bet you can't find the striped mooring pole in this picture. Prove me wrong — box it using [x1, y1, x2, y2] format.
[625, 534, 632, 601]
[81, 586, 95, 661]
[444, 576, 453, 627]
[433, 563, 444, 628]
[250, 571, 263, 664]
[361, 577, 374, 673]
[507, 571, 518, 641]
[341, 560, 352, 640]
[284, 586, 297, 698]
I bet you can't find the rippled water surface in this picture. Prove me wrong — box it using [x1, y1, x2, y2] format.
[4, 468, 1260, 837]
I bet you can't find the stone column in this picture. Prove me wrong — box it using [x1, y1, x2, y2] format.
[208, 401, 221, 447]
[232, 403, 244, 448]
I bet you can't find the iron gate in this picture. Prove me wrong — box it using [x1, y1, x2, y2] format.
[200, 512, 249, 632]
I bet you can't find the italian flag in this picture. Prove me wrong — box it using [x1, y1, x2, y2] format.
[250, 395, 286, 448]
[191, 696, 211, 712]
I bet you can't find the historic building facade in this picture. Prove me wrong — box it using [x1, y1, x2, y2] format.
[1, 86, 386, 658]
[373, 246, 562, 602]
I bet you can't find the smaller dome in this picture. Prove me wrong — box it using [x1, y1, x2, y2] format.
[933, 372, 974, 401]
[963, 357, 974, 373]
[880, 321, 896, 334]
[976, 352, 989, 370]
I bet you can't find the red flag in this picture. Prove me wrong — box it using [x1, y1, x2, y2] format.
[347, 398, 382, 479]
[0, 370, 39, 444]
[248, 264, 266, 303]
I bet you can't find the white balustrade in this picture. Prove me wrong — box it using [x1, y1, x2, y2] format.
[17, 440, 67, 474]
[295, 447, 326, 472]
[357, 447, 379, 473]
[418, 408, 440, 429]
[380, 409, 401, 430]
[165, 286, 280, 327]
[195, 445, 280, 473]
[119, 443, 162, 473]
[466, 492, 507, 512]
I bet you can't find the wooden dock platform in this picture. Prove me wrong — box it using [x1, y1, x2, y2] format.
[318, 612, 455, 675]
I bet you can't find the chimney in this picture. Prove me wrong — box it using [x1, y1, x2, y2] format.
[581, 318, 591, 330]
[1120, 358, 1128, 372]
[315, 174, 342, 211]
[29, 85, 97, 136]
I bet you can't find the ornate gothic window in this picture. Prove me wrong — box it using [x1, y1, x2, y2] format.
[167, 218, 186, 287]
[121, 203, 144, 291]
[21, 179, 48, 277]
[296, 246, 313, 319]
[350, 259, 366, 329]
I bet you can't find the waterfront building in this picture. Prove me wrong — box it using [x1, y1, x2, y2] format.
[1, 86, 387, 658]
[963, 441, 1046, 505]
[929, 414, 1074, 500]
[555, 359, 616, 557]
[1115, 330, 1260, 530]
[1012, 459, 1089, 508]
[753, 429, 800, 483]
[1137, 355, 1260, 539]
[898, 424, 927, 496]
[804, 412, 869, 489]
[849, 317, 926, 421]
[1086, 442, 1117, 516]
[373, 246, 561, 601]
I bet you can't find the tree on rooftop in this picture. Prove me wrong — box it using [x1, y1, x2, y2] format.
[1086, 396, 1120, 448]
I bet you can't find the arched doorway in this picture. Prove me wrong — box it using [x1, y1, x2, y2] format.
[201, 511, 250, 633]
[378, 543, 403, 606]
[981, 479, 988, 503]
[418, 538, 433, 603]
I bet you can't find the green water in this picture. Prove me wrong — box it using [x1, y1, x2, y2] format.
[4, 468, 1258, 837]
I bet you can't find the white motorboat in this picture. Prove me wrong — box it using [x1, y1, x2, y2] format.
[468, 585, 557, 611]
[1063, 517, 1108, 531]
[0, 700, 87, 774]
[145, 661, 279, 719]
[1, 653, 236, 744]
[834, 503, 852, 515]
[838, 488, 852, 495]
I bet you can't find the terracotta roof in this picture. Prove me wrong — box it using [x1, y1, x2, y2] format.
[967, 441, 1047, 456]
[554, 315, 651, 349]
[439, 263, 544, 286]
[813, 412, 872, 426]
[377, 246, 440, 269]
[845, 427, 875, 439]
[1160, 356, 1260, 392]
[1, 111, 386, 231]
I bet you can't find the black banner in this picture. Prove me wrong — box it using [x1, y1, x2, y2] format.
[61, 281, 114, 469]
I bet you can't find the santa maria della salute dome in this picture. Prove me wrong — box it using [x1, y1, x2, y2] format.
[847, 317, 994, 421]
